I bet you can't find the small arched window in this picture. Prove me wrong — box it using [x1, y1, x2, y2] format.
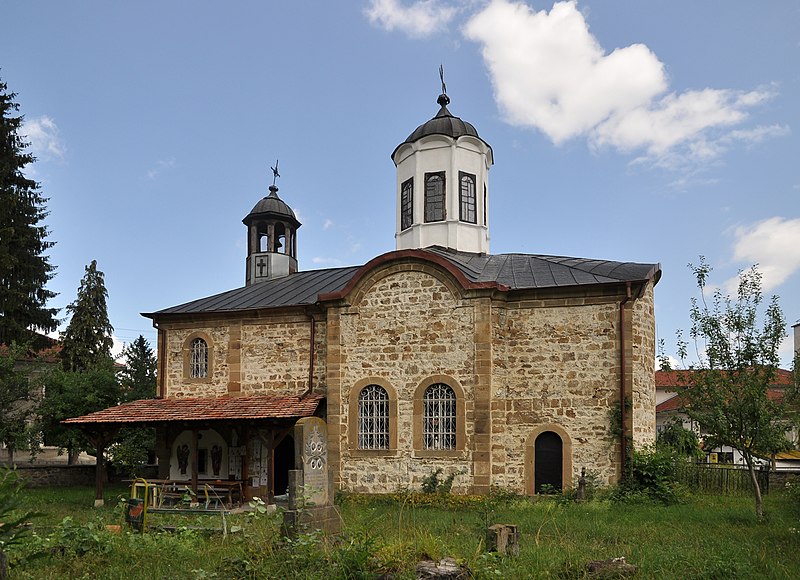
[189, 338, 208, 379]
[358, 384, 389, 450]
[424, 172, 445, 222]
[423, 383, 456, 450]
[459, 172, 476, 223]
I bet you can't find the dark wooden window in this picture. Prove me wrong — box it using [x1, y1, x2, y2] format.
[483, 184, 487, 226]
[459, 172, 476, 223]
[401, 178, 413, 231]
[424, 172, 445, 222]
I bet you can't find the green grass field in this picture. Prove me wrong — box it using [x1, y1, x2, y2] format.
[4, 484, 799, 579]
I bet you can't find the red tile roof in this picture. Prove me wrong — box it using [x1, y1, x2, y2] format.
[63, 394, 324, 425]
[656, 388, 786, 413]
[656, 368, 793, 388]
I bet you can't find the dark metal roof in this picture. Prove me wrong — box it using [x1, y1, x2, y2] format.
[392, 94, 492, 161]
[425, 247, 661, 290]
[145, 247, 659, 318]
[144, 266, 360, 317]
[243, 185, 299, 226]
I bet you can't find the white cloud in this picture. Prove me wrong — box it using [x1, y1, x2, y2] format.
[725, 217, 800, 293]
[22, 115, 65, 160]
[365, 0, 457, 38]
[146, 157, 176, 180]
[312, 256, 343, 266]
[464, 1, 783, 167]
[323, 219, 334, 230]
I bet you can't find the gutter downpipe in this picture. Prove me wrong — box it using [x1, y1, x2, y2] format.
[302, 308, 316, 398]
[619, 281, 632, 476]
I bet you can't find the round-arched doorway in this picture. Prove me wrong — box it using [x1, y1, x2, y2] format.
[534, 431, 563, 492]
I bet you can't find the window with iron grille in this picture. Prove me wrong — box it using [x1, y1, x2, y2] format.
[401, 178, 413, 231]
[424, 172, 445, 222]
[190, 338, 208, 378]
[423, 383, 456, 450]
[459, 172, 476, 223]
[358, 384, 389, 449]
[483, 184, 487, 226]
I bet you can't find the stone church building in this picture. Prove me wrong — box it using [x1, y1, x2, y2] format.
[67, 90, 660, 499]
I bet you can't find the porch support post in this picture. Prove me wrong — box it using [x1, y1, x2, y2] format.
[94, 437, 107, 508]
[267, 429, 275, 503]
[191, 428, 199, 497]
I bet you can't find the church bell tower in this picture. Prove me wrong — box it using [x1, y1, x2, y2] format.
[391, 76, 493, 254]
[243, 170, 301, 285]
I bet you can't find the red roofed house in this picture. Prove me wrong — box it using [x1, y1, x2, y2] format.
[66, 88, 661, 503]
[655, 369, 798, 467]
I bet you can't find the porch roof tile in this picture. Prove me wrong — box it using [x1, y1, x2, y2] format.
[62, 394, 324, 425]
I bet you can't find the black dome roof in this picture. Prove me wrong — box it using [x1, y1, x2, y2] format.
[392, 94, 492, 160]
[243, 186, 300, 227]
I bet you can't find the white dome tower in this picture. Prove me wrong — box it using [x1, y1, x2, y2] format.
[391, 87, 493, 254]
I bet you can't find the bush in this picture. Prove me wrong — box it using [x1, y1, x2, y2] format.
[610, 447, 684, 505]
[0, 468, 37, 576]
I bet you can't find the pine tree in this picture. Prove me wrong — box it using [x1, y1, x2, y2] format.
[118, 335, 156, 402]
[0, 77, 58, 346]
[59, 260, 114, 371]
[110, 335, 157, 474]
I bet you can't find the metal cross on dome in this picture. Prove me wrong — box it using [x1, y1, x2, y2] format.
[270, 159, 280, 186]
[439, 64, 447, 95]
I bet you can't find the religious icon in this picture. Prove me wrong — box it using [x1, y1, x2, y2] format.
[211, 444, 223, 476]
[177, 443, 190, 475]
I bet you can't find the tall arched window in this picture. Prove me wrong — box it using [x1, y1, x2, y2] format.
[423, 383, 456, 450]
[459, 172, 476, 223]
[401, 178, 413, 231]
[358, 384, 389, 450]
[424, 172, 445, 222]
[189, 338, 208, 378]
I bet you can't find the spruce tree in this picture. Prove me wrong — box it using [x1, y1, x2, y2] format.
[112, 335, 157, 473]
[0, 77, 58, 346]
[118, 335, 156, 402]
[59, 260, 114, 371]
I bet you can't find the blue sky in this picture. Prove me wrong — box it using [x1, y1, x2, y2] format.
[2, 1, 799, 366]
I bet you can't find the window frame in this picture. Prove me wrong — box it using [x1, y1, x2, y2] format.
[357, 384, 390, 450]
[400, 178, 414, 231]
[424, 171, 446, 223]
[348, 378, 398, 456]
[458, 171, 476, 224]
[412, 376, 466, 457]
[182, 332, 214, 383]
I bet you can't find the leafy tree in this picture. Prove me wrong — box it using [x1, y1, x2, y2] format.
[0, 343, 32, 462]
[656, 420, 703, 460]
[0, 77, 58, 346]
[110, 335, 157, 474]
[668, 258, 792, 519]
[0, 468, 38, 577]
[59, 260, 113, 372]
[38, 362, 119, 464]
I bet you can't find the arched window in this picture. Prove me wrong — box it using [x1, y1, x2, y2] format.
[459, 172, 476, 223]
[423, 383, 456, 450]
[424, 172, 445, 222]
[189, 338, 208, 378]
[358, 384, 389, 450]
[401, 178, 413, 231]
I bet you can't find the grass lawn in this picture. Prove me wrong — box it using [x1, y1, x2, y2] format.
[4, 484, 799, 579]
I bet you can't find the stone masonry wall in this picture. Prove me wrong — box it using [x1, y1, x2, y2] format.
[163, 313, 324, 398]
[491, 296, 623, 490]
[164, 324, 231, 397]
[240, 314, 326, 396]
[336, 267, 476, 493]
[630, 281, 656, 447]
